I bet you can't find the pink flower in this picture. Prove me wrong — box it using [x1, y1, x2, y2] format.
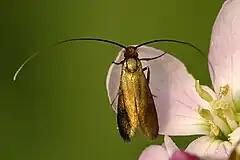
[106, 0, 240, 159]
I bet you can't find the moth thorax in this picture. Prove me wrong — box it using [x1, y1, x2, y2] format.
[126, 58, 138, 73]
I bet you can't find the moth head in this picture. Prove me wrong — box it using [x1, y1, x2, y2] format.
[124, 46, 138, 58]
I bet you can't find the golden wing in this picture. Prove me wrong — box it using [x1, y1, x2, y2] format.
[137, 70, 159, 140]
[116, 70, 139, 142]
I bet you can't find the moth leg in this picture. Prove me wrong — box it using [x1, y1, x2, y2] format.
[142, 67, 147, 71]
[112, 60, 124, 65]
[110, 92, 119, 107]
[143, 66, 157, 98]
[152, 94, 157, 98]
[139, 52, 166, 61]
[142, 67, 150, 84]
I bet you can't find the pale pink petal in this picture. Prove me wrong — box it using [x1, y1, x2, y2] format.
[228, 140, 240, 160]
[170, 151, 200, 160]
[106, 46, 209, 135]
[209, 0, 240, 102]
[186, 136, 232, 159]
[138, 145, 169, 160]
[164, 135, 179, 157]
[139, 47, 208, 135]
[229, 127, 240, 146]
[106, 48, 123, 112]
[214, 142, 232, 159]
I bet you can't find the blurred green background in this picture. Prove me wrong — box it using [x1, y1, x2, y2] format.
[1, 0, 224, 160]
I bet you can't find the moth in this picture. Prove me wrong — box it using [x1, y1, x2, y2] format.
[13, 38, 204, 142]
[111, 45, 164, 142]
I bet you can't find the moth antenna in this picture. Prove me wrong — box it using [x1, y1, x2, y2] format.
[13, 38, 127, 81]
[136, 39, 215, 80]
[136, 39, 203, 55]
[13, 52, 39, 81]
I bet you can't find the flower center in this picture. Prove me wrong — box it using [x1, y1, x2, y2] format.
[195, 81, 239, 142]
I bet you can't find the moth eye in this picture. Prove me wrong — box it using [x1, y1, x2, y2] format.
[124, 51, 127, 57]
[135, 52, 138, 57]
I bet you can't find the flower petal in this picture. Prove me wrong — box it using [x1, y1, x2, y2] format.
[228, 140, 240, 160]
[139, 48, 208, 135]
[229, 127, 240, 146]
[164, 135, 179, 157]
[170, 151, 200, 160]
[106, 46, 209, 135]
[186, 136, 232, 159]
[209, 0, 240, 102]
[106, 48, 123, 112]
[138, 145, 169, 160]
